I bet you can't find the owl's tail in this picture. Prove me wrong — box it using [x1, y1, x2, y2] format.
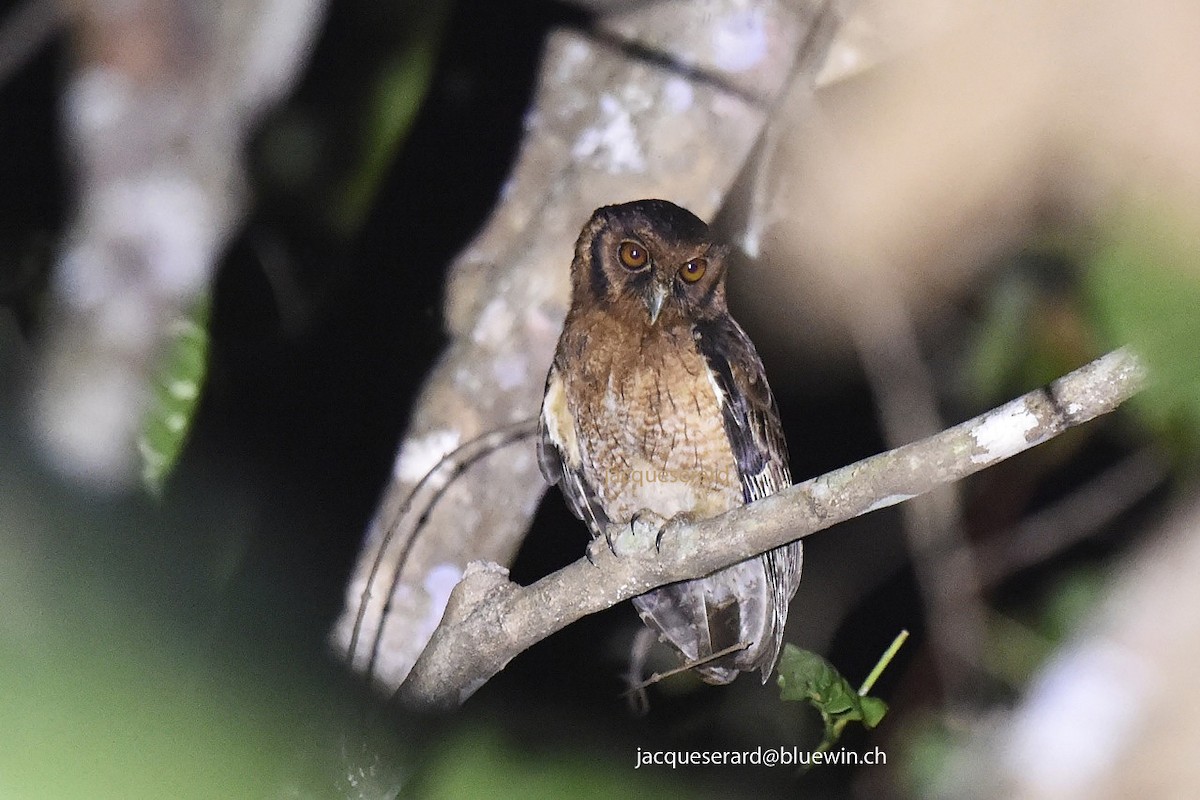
[631, 539, 803, 685]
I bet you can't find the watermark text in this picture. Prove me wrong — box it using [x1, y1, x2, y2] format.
[606, 466, 730, 488]
[634, 745, 886, 769]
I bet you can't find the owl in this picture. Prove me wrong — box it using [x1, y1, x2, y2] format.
[537, 199, 802, 684]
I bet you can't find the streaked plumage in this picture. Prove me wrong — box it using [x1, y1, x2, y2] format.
[538, 199, 802, 684]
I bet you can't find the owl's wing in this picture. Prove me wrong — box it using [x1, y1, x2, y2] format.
[537, 363, 610, 539]
[692, 316, 803, 681]
[693, 317, 792, 503]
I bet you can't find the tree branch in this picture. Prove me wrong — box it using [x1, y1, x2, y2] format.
[397, 347, 1146, 709]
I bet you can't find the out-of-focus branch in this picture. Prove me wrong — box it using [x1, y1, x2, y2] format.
[850, 290, 984, 705]
[399, 348, 1146, 709]
[977, 447, 1170, 588]
[30, 0, 327, 489]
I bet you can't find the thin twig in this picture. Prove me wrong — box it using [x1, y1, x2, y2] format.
[859, 629, 909, 696]
[622, 642, 751, 695]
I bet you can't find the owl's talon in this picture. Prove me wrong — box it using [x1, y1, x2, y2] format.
[599, 511, 668, 559]
[633, 510, 670, 555]
[585, 537, 604, 566]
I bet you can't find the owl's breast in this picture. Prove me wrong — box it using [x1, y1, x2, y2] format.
[570, 325, 741, 523]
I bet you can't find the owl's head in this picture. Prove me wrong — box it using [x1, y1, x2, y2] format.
[571, 199, 731, 326]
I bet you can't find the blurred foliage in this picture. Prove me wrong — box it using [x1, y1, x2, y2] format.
[965, 200, 1200, 465]
[410, 727, 693, 800]
[1085, 204, 1200, 463]
[138, 299, 210, 496]
[334, 2, 453, 235]
[0, 531, 402, 799]
[963, 259, 1095, 406]
[899, 713, 959, 800]
[983, 569, 1108, 689]
[1029, 566, 1107, 644]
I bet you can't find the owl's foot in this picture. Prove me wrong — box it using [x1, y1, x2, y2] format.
[589, 510, 670, 562]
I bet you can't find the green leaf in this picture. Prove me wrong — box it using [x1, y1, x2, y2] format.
[776, 632, 906, 758]
[858, 695, 888, 728]
[138, 298, 210, 496]
[777, 645, 886, 730]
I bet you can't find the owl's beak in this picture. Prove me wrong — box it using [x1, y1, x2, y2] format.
[645, 282, 669, 325]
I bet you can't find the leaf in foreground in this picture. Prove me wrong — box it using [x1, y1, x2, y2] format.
[776, 630, 907, 756]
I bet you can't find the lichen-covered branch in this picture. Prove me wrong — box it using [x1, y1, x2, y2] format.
[398, 347, 1146, 709]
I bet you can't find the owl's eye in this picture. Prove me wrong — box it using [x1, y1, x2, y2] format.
[617, 241, 649, 270]
[679, 258, 707, 283]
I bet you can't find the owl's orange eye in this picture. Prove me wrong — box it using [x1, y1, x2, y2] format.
[680, 258, 707, 283]
[617, 241, 649, 270]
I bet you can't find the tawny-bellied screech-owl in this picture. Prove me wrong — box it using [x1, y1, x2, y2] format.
[537, 199, 802, 684]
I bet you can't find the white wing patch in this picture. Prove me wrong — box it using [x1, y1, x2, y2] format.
[703, 359, 727, 410]
[541, 369, 581, 470]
